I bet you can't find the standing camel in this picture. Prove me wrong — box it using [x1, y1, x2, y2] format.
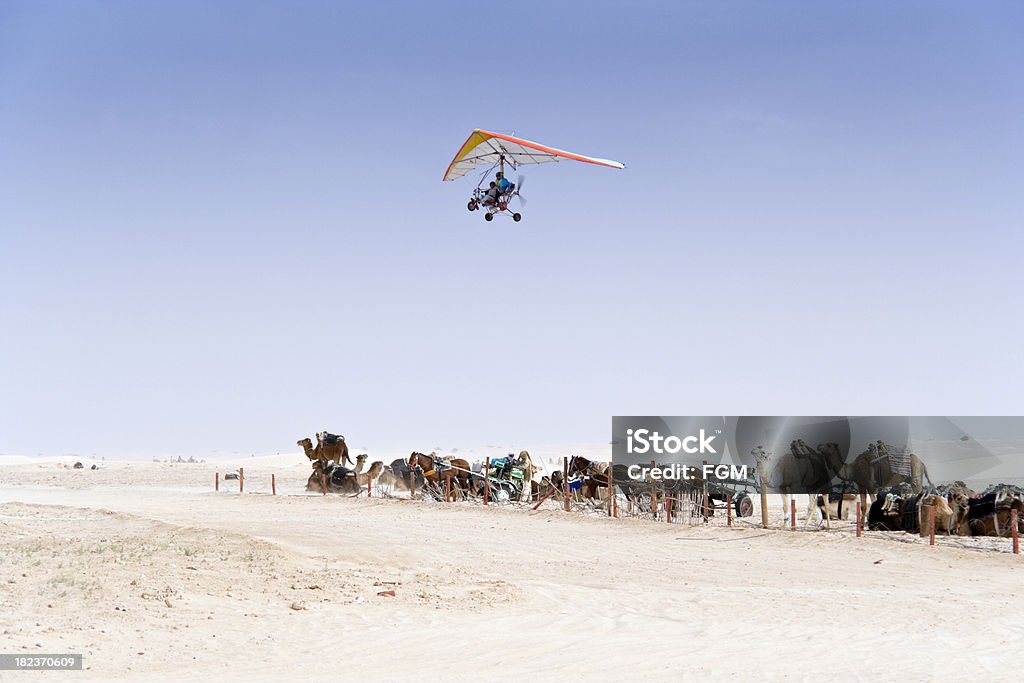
[297, 434, 353, 468]
[316, 432, 353, 467]
[839, 441, 933, 520]
[753, 441, 846, 527]
[297, 438, 320, 464]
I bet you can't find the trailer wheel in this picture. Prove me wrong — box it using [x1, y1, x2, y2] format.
[493, 482, 512, 503]
[736, 492, 754, 517]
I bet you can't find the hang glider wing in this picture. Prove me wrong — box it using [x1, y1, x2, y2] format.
[442, 129, 625, 181]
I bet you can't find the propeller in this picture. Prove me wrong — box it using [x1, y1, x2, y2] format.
[514, 174, 527, 207]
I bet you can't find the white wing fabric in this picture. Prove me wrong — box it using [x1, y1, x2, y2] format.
[443, 129, 625, 181]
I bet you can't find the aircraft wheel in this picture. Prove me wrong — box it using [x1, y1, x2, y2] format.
[513, 213, 522, 222]
[467, 200, 477, 211]
[484, 212, 493, 222]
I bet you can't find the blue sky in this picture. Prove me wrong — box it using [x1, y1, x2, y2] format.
[1, 1, 1022, 457]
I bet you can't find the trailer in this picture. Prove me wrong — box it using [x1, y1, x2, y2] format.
[611, 463, 760, 522]
[482, 456, 528, 502]
[706, 469, 759, 518]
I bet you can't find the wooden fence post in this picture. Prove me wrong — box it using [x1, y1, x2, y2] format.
[650, 460, 657, 521]
[856, 501, 862, 537]
[607, 472, 613, 517]
[483, 457, 489, 506]
[445, 474, 451, 503]
[666, 496, 672, 524]
[321, 472, 327, 496]
[757, 458, 769, 529]
[929, 505, 936, 546]
[791, 498, 796, 531]
[271, 473, 276, 496]
[367, 474, 372, 498]
[215, 472, 219, 492]
[239, 467, 244, 494]
[563, 457, 570, 513]
[727, 494, 732, 527]
[1012, 509, 1019, 555]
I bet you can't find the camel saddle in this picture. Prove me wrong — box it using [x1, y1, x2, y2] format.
[327, 465, 353, 486]
[320, 432, 345, 445]
[968, 492, 1010, 519]
[870, 444, 912, 479]
[900, 494, 920, 533]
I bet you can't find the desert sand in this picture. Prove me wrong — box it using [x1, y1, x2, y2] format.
[1, 456, 1021, 682]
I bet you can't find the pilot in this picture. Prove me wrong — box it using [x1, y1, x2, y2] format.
[485, 171, 512, 205]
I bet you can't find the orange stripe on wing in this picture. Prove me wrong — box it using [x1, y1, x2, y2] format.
[480, 130, 625, 170]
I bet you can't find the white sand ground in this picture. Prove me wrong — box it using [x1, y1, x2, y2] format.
[1, 458, 1021, 682]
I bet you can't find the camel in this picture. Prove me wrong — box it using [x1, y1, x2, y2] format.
[921, 492, 970, 536]
[298, 436, 352, 467]
[815, 492, 859, 521]
[297, 438, 320, 464]
[377, 465, 396, 490]
[383, 457, 422, 491]
[753, 441, 846, 527]
[868, 494, 904, 531]
[306, 459, 359, 493]
[357, 461, 384, 490]
[353, 454, 368, 475]
[316, 432, 353, 467]
[967, 493, 1023, 536]
[867, 490, 970, 535]
[838, 441, 933, 523]
[305, 465, 323, 492]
